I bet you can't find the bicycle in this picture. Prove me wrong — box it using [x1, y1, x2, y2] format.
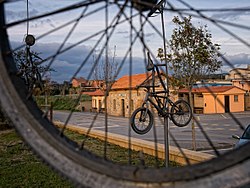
[131, 52, 192, 134]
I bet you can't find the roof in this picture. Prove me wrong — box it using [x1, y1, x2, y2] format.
[230, 67, 250, 72]
[179, 86, 245, 94]
[73, 77, 87, 83]
[82, 89, 104, 96]
[111, 73, 151, 90]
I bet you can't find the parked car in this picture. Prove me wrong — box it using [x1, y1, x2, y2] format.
[232, 124, 250, 148]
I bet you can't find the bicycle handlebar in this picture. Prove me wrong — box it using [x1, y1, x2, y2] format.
[147, 52, 166, 70]
[148, 0, 165, 17]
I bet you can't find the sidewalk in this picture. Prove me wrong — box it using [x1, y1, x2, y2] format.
[171, 140, 233, 153]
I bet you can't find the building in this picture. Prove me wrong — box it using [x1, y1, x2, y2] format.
[179, 86, 246, 114]
[82, 89, 105, 112]
[225, 65, 250, 110]
[225, 65, 250, 92]
[71, 77, 105, 94]
[72, 77, 88, 88]
[107, 72, 176, 117]
[107, 73, 148, 117]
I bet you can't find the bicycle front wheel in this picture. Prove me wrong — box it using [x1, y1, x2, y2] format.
[170, 99, 192, 127]
[131, 107, 154, 134]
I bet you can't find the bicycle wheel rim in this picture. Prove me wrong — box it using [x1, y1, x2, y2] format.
[131, 107, 153, 134]
[171, 100, 192, 127]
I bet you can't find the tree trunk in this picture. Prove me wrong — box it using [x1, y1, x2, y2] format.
[188, 89, 196, 151]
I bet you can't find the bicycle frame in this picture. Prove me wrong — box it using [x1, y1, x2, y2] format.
[142, 88, 176, 117]
[140, 54, 176, 117]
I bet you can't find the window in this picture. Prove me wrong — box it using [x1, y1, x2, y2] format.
[130, 100, 134, 111]
[234, 95, 238, 102]
[242, 125, 250, 139]
[113, 99, 116, 110]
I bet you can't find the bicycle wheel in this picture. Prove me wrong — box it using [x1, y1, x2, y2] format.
[1, 1, 250, 187]
[131, 107, 154, 134]
[170, 99, 192, 127]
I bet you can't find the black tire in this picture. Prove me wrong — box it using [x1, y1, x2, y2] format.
[131, 107, 154, 134]
[170, 99, 192, 127]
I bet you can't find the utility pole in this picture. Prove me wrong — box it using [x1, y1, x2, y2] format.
[160, 1, 170, 168]
[149, 0, 169, 167]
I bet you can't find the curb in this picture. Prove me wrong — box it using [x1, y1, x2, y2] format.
[54, 121, 215, 166]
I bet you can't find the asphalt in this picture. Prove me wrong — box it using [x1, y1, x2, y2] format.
[54, 110, 250, 155]
[176, 111, 250, 153]
[194, 111, 250, 121]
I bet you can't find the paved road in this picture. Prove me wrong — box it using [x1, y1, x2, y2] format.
[54, 111, 250, 155]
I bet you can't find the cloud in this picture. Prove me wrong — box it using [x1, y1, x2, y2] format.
[11, 39, 249, 82]
[211, 7, 250, 21]
[6, 1, 250, 83]
[116, 31, 129, 34]
[10, 40, 148, 83]
[11, 41, 94, 83]
[224, 53, 250, 65]
[221, 53, 250, 72]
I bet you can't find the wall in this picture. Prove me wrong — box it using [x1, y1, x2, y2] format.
[79, 101, 92, 112]
[232, 80, 250, 92]
[203, 92, 245, 114]
[108, 89, 146, 117]
[193, 93, 204, 108]
[245, 94, 250, 110]
[108, 88, 178, 117]
[92, 96, 105, 112]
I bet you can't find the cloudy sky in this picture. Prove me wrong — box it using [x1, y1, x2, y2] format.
[4, 0, 250, 83]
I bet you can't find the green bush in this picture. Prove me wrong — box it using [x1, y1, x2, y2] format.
[35, 95, 91, 111]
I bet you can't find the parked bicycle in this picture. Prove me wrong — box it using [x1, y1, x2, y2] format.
[131, 52, 192, 134]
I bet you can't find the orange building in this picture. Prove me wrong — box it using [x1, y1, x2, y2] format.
[179, 86, 246, 114]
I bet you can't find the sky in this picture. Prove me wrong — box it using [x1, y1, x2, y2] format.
[4, 0, 250, 83]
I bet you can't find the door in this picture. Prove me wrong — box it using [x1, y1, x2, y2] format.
[224, 96, 230, 113]
[98, 100, 102, 112]
[121, 99, 125, 117]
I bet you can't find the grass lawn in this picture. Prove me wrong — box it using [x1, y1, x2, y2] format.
[0, 125, 178, 187]
[0, 128, 74, 188]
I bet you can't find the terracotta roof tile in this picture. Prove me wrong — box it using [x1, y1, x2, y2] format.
[111, 73, 151, 90]
[179, 86, 245, 93]
[82, 89, 104, 96]
[73, 77, 87, 83]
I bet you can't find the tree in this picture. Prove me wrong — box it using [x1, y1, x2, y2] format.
[159, 16, 222, 150]
[160, 16, 222, 108]
[13, 49, 53, 95]
[92, 45, 118, 90]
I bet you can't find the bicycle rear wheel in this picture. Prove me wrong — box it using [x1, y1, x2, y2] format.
[131, 107, 154, 134]
[170, 99, 192, 127]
